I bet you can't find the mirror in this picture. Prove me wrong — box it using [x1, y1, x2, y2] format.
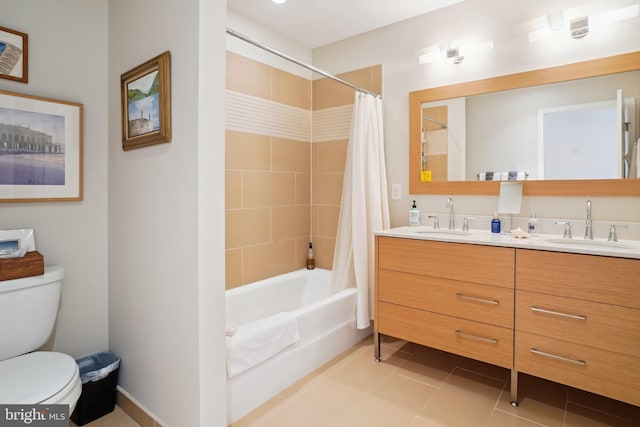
[409, 51, 640, 196]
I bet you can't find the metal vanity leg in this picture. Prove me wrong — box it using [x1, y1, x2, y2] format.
[510, 369, 519, 407]
[374, 332, 381, 362]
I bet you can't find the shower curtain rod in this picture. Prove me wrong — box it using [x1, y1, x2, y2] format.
[422, 115, 448, 129]
[226, 27, 381, 98]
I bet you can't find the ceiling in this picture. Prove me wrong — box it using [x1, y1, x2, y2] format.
[227, 0, 465, 49]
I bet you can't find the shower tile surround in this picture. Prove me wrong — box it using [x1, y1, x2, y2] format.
[225, 51, 382, 289]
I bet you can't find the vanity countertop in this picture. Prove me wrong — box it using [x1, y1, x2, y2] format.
[375, 226, 640, 260]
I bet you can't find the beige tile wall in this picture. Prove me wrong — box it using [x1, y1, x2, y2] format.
[311, 65, 382, 269]
[225, 50, 381, 288]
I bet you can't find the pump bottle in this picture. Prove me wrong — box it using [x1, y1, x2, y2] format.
[491, 212, 501, 234]
[306, 242, 315, 270]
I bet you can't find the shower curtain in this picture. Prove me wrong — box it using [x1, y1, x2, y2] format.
[331, 92, 390, 329]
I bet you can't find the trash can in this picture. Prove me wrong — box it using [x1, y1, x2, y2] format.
[70, 351, 120, 426]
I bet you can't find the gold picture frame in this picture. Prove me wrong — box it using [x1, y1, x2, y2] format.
[120, 51, 171, 150]
[0, 90, 83, 202]
[0, 25, 28, 83]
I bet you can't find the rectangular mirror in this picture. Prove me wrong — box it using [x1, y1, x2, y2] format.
[409, 51, 640, 196]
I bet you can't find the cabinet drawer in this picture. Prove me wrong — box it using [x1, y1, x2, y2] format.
[377, 237, 514, 288]
[516, 249, 640, 308]
[378, 301, 513, 369]
[379, 269, 514, 328]
[515, 331, 640, 406]
[516, 291, 640, 357]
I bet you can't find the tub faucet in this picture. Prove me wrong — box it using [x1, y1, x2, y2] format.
[446, 197, 454, 230]
[584, 200, 593, 240]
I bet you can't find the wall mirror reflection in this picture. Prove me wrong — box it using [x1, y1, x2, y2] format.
[409, 51, 640, 196]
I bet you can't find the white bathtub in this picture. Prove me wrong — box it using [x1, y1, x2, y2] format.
[226, 268, 371, 423]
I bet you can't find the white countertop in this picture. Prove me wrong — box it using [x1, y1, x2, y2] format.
[375, 226, 640, 260]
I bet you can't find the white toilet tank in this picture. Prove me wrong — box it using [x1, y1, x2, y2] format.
[0, 266, 64, 361]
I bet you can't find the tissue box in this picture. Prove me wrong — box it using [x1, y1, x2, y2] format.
[0, 251, 44, 281]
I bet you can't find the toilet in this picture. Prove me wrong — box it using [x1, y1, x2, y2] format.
[0, 265, 82, 413]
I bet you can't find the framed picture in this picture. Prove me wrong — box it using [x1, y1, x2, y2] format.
[0, 25, 28, 83]
[0, 90, 83, 202]
[121, 51, 171, 150]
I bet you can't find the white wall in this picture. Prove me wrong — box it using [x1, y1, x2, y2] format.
[109, 0, 227, 426]
[314, 0, 640, 238]
[0, 0, 109, 358]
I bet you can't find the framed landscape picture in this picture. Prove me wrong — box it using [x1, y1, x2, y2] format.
[0, 25, 28, 83]
[0, 90, 83, 202]
[121, 51, 171, 150]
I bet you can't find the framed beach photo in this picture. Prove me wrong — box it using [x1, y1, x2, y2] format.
[0, 90, 83, 202]
[121, 51, 171, 150]
[0, 25, 28, 83]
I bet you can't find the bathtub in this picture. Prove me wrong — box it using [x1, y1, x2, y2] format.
[226, 268, 371, 423]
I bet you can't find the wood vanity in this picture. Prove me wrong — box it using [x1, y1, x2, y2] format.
[374, 231, 640, 407]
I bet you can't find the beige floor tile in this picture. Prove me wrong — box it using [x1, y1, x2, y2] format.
[229, 395, 286, 427]
[71, 406, 140, 427]
[488, 409, 546, 426]
[496, 373, 566, 427]
[420, 368, 505, 427]
[334, 394, 418, 427]
[457, 357, 510, 381]
[565, 402, 640, 427]
[408, 417, 440, 427]
[393, 346, 460, 388]
[371, 373, 439, 414]
[255, 377, 364, 427]
[567, 388, 640, 424]
[326, 347, 396, 393]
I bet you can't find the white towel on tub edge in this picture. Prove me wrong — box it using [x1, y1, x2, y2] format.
[226, 312, 300, 378]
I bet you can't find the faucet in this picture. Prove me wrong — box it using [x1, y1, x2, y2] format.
[427, 215, 440, 230]
[555, 221, 572, 239]
[584, 200, 593, 240]
[462, 216, 476, 231]
[446, 198, 454, 230]
[607, 224, 629, 242]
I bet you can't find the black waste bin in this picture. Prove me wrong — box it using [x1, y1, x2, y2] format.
[70, 351, 120, 426]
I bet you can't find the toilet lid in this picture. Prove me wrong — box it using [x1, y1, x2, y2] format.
[0, 351, 79, 404]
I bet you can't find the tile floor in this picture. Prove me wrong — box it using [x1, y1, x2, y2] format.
[69, 335, 639, 427]
[231, 335, 640, 427]
[70, 406, 140, 427]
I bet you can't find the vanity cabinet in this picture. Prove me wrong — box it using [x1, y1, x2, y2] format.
[375, 236, 515, 369]
[374, 235, 640, 407]
[515, 249, 640, 406]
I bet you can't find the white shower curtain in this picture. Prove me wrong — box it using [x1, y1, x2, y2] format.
[331, 92, 390, 329]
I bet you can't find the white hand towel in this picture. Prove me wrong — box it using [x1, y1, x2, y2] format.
[226, 312, 300, 378]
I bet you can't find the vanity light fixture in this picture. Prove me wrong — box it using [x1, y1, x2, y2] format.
[417, 39, 493, 65]
[570, 16, 589, 39]
[270, 0, 287, 4]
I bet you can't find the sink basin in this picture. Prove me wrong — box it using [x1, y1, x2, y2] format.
[544, 238, 635, 250]
[413, 228, 472, 236]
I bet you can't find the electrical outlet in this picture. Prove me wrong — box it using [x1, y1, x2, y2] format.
[391, 184, 401, 200]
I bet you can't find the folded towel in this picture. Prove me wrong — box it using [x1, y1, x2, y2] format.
[226, 312, 300, 378]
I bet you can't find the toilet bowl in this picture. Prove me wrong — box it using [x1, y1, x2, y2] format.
[0, 266, 81, 414]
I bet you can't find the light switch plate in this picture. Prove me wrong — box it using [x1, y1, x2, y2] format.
[391, 184, 401, 200]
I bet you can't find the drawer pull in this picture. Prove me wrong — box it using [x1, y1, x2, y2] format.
[530, 306, 587, 320]
[456, 293, 499, 305]
[455, 330, 498, 345]
[530, 348, 586, 366]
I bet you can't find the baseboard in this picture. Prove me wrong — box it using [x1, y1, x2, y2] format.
[116, 386, 166, 427]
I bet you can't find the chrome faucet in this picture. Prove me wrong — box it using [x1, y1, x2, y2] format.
[584, 200, 593, 240]
[555, 221, 572, 239]
[427, 215, 440, 230]
[446, 197, 454, 230]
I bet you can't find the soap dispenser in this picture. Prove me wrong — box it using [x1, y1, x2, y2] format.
[409, 200, 421, 226]
[527, 212, 538, 235]
[306, 242, 315, 270]
[491, 212, 501, 234]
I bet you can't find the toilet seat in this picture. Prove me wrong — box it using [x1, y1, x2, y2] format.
[0, 351, 81, 410]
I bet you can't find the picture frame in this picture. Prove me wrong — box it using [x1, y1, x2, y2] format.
[0, 25, 28, 83]
[0, 90, 83, 202]
[121, 51, 171, 150]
